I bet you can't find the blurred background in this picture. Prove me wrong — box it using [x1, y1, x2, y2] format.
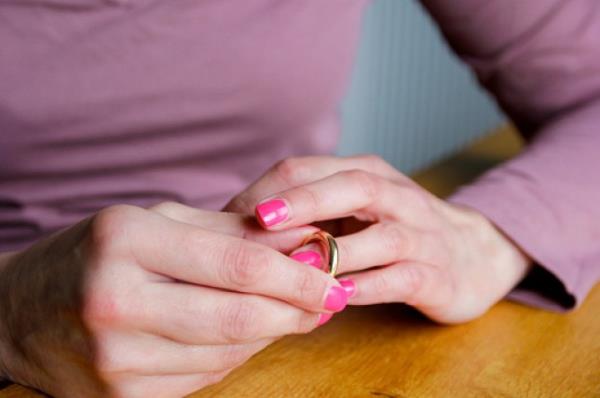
[339, 0, 505, 174]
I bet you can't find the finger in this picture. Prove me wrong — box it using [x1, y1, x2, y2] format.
[114, 370, 231, 398]
[254, 170, 425, 229]
[289, 248, 324, 270]
[150, 201, 318, 253]
[292, 222, 422, 274]
[97, 330, 271, 376]
[225, 155, 413, 214]
[139, 283, 324, 345]
[347, 262, 450, 311]
[334, 222, 434, 274]
[116, 207, 347, 313]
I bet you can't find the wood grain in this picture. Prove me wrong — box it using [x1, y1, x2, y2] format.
[2, 126, 599, 397]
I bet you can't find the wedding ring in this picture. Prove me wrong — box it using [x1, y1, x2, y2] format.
[301, 231, 339, 277]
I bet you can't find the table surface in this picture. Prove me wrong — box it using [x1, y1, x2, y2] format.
[2, 126, 599, 398]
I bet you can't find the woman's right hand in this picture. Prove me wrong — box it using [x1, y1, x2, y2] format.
[0, 203, 347, 398]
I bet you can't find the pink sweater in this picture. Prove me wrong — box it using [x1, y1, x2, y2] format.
[1, 0, 599, 311]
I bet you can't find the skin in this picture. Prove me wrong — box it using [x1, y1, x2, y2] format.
[226, 154, 533, 324]
[0, 154, 532, 397]
[0, 203, 345, 398]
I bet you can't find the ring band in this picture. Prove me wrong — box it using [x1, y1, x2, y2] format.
[301, 231, 339, 277]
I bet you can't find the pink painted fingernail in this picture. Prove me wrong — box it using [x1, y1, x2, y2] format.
[255, 199, 288, 227]
[324, 286, 348, 312]
[290, 251, 322, 269]
[318, 313, 333, 326]
[339, 279, 356, 298]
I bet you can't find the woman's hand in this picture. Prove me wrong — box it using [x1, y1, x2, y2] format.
[0, 203, 347, 398]
[225, 155, 532, 324]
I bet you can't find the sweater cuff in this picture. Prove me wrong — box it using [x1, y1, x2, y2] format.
[449, 181, 580, 312]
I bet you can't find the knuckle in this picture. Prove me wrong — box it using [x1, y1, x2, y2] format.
[274, 157, 309, 186]
[292, 270, 326, 308]
[94, 339, 125, 374]
[399, 266, 424, 304]
[296, 312, 318, 334]
[180, 228, 210, 255]
[150, 201, 181, 217]
[88, 205, 140, 255]
[380, 223, 413, 259]
[372, 272, 396, 299]
[173, 289, 203, 324]
[220, 243, 270, 289]
[204, 370, 229, 387]
[83, 289, 129, 327]
[227, 192, 255, 214]
[83, 275, 144, 329]
[295, 185, 322, 215]
[342, 169, 379, 200]
[358, 154, 411, 182]
[221, 301, 261, 343]
[218, 346, 251, 370]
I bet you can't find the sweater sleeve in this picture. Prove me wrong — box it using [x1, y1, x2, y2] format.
[420, 0, 600, 311]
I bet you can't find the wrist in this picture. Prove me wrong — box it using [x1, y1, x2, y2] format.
[451, 204, 533, 291]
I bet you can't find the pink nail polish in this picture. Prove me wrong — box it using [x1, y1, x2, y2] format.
[255, 199, 288, 227]
[339, 279, 356, 298]
[318, 313, 333, 326]
[324, 286, 348, 312]
[290, 251, 322, 269]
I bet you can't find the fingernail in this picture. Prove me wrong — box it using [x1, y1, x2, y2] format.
[255, 199, 288, 227]
[339, 279, 356, 298]
[324, 286, 348, 312]
[317, 313, 333, 326]
[290, 251, 322, 269]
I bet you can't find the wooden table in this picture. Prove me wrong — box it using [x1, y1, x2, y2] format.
[2, 126, 599, 397]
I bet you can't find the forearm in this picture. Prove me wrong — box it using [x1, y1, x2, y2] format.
[421, 0, 600, 309]
[450, 99, 600, 310]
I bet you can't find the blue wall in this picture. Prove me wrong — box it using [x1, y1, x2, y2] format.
[339, 0, 505, 173]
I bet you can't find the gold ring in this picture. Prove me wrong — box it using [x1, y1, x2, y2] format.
[301, 231, 339, 277]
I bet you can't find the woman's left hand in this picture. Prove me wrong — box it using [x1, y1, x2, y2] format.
[225, 155, 532, 323]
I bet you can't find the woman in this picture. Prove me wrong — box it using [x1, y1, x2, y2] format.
[1, 0, 598, 397]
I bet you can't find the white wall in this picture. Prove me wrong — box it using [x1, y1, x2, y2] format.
[339, 0, 505, 173]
